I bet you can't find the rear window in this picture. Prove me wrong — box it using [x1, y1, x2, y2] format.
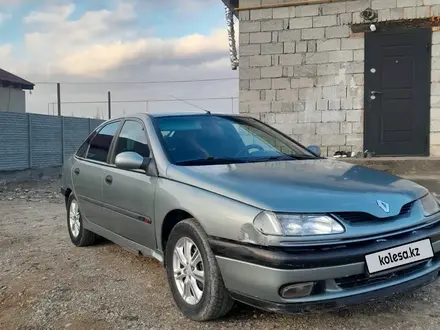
[86, 121, 120, 163]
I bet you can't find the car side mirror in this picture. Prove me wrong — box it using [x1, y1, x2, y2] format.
[115, 151, 151, 171]
[307, 145, 321, 157]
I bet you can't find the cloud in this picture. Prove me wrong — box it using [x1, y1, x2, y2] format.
[59, 40, 149, 76]
[23, 2, 136, 35]
[0, 44, 16, 74]
[0, 11, 11, 24]
[57, 29, 229, 77]
[24, 4, 74, 24]
[11, 1, 233, 79]
[0, 44, 12, 58]
[133, 0, 218, 13]
[0, 0, 238, 116]
[17, 2, 142, 75]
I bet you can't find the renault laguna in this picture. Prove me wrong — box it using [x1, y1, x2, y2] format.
[60, 112, 440, 321]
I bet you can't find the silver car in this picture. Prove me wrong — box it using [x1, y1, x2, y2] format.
[60, 112, 440, 321]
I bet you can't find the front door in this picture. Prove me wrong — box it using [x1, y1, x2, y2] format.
[364, 28, 431, 156]
[101, 119, 157, 249]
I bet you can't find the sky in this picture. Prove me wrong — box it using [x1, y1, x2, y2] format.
[0, 0, 239, 118]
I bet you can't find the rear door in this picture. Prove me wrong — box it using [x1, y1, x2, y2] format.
[72, 120, 121, 228]
[101, 119, 157, 249]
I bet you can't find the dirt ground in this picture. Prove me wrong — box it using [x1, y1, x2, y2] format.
[1, 178, 440, 330]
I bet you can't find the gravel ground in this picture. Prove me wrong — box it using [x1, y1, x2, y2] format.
[1, 178, 440, 330]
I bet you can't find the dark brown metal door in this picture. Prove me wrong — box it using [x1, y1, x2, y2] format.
[364, 28, 431, 156]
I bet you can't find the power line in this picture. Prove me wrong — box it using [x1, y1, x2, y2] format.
[47, 96, 238, 105]
[34, 77, 238, 85]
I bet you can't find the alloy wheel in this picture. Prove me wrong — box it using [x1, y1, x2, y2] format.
[172, 237, 205, 305]
[69, 199, 81, 238]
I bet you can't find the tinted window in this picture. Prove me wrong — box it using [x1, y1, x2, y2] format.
[86, 121, 120, 162]
[154, 115, 316, 165]
[113, 121, 150, 161]
[76, 139, 89, 158]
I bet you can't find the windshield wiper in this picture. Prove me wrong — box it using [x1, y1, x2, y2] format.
[176, 156, 247, 166]
[257, 154, 317, 161]
[288, 155, 318, 160]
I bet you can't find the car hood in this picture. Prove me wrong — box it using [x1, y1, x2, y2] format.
[165, 159, 428, 218]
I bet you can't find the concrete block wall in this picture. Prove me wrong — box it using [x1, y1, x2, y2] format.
[238, 0, 440, 156]
[0, 113, 30, 171]
[0, 112, 103, 172]
[31, 114, 63, 168]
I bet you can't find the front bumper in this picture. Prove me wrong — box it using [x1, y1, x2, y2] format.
[211, 216, 440, 312]
[229, 268, 440, 314]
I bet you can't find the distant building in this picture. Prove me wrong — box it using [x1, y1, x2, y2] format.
[0, 68, 34, 113]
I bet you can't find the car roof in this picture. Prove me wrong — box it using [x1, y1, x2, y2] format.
[112, 112, 242, 120]
[93, 112, 247, 134]
[146, 111, 241, 118]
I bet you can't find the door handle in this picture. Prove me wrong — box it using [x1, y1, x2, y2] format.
[74, 168, 80, 175]
[105, 175, 113, 184]
[370, 90, 382, 95]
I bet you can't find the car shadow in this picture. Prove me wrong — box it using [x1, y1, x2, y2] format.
[93, 236, 114, 246]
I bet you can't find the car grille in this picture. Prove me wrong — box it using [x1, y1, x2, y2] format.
[334, 201, 415, 223]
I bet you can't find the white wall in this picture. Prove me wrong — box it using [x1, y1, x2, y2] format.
[0, 86, 26, 113]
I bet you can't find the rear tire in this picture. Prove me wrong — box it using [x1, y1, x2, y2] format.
[165, 218, 234, 321]
[67, 194, 97, 247]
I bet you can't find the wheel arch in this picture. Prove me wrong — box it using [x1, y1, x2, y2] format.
[161, 209, 195, 252]
[63, 187, 73, 208]
[154, 179, 262, 256]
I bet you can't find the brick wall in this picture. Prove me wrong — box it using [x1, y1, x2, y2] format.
[0, 112, 103, 172]
[238, 0, 440, 156]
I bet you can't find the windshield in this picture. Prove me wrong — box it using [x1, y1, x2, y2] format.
[154, 115, 318, 165]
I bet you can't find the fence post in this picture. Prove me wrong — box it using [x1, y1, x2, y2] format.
[61, 116, 65, 165]
[28, 114, 33, 169]
[57, 83, 61, 116]
[108, 91, 112, 119]
[88, 118, 92, 133]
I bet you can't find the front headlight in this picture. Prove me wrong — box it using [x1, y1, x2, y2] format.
[420, 193, 440, 217]
[253, 211, 345, 236]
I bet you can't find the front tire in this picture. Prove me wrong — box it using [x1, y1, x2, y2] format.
[165, 218, 234, 321]
[67, 194, 97, 247]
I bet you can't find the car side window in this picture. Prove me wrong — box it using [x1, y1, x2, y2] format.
[76, 139, 90, 158]
[86, 121, 120, 163]
[113, 120, 150, 161]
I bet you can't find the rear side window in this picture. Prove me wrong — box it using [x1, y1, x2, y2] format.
[113, 120, 150, 162]
[86, 121, 120, 163]
[76, 139, 90, 158]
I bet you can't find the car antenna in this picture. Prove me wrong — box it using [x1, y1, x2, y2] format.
[166, 94, 211, 114]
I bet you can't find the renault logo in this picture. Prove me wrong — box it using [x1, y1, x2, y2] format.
[377, 200, 390, 213]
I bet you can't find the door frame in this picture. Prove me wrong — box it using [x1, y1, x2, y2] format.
[363, 26, 432, 157]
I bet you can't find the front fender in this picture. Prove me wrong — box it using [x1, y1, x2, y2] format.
[154, 178, 262, 252]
